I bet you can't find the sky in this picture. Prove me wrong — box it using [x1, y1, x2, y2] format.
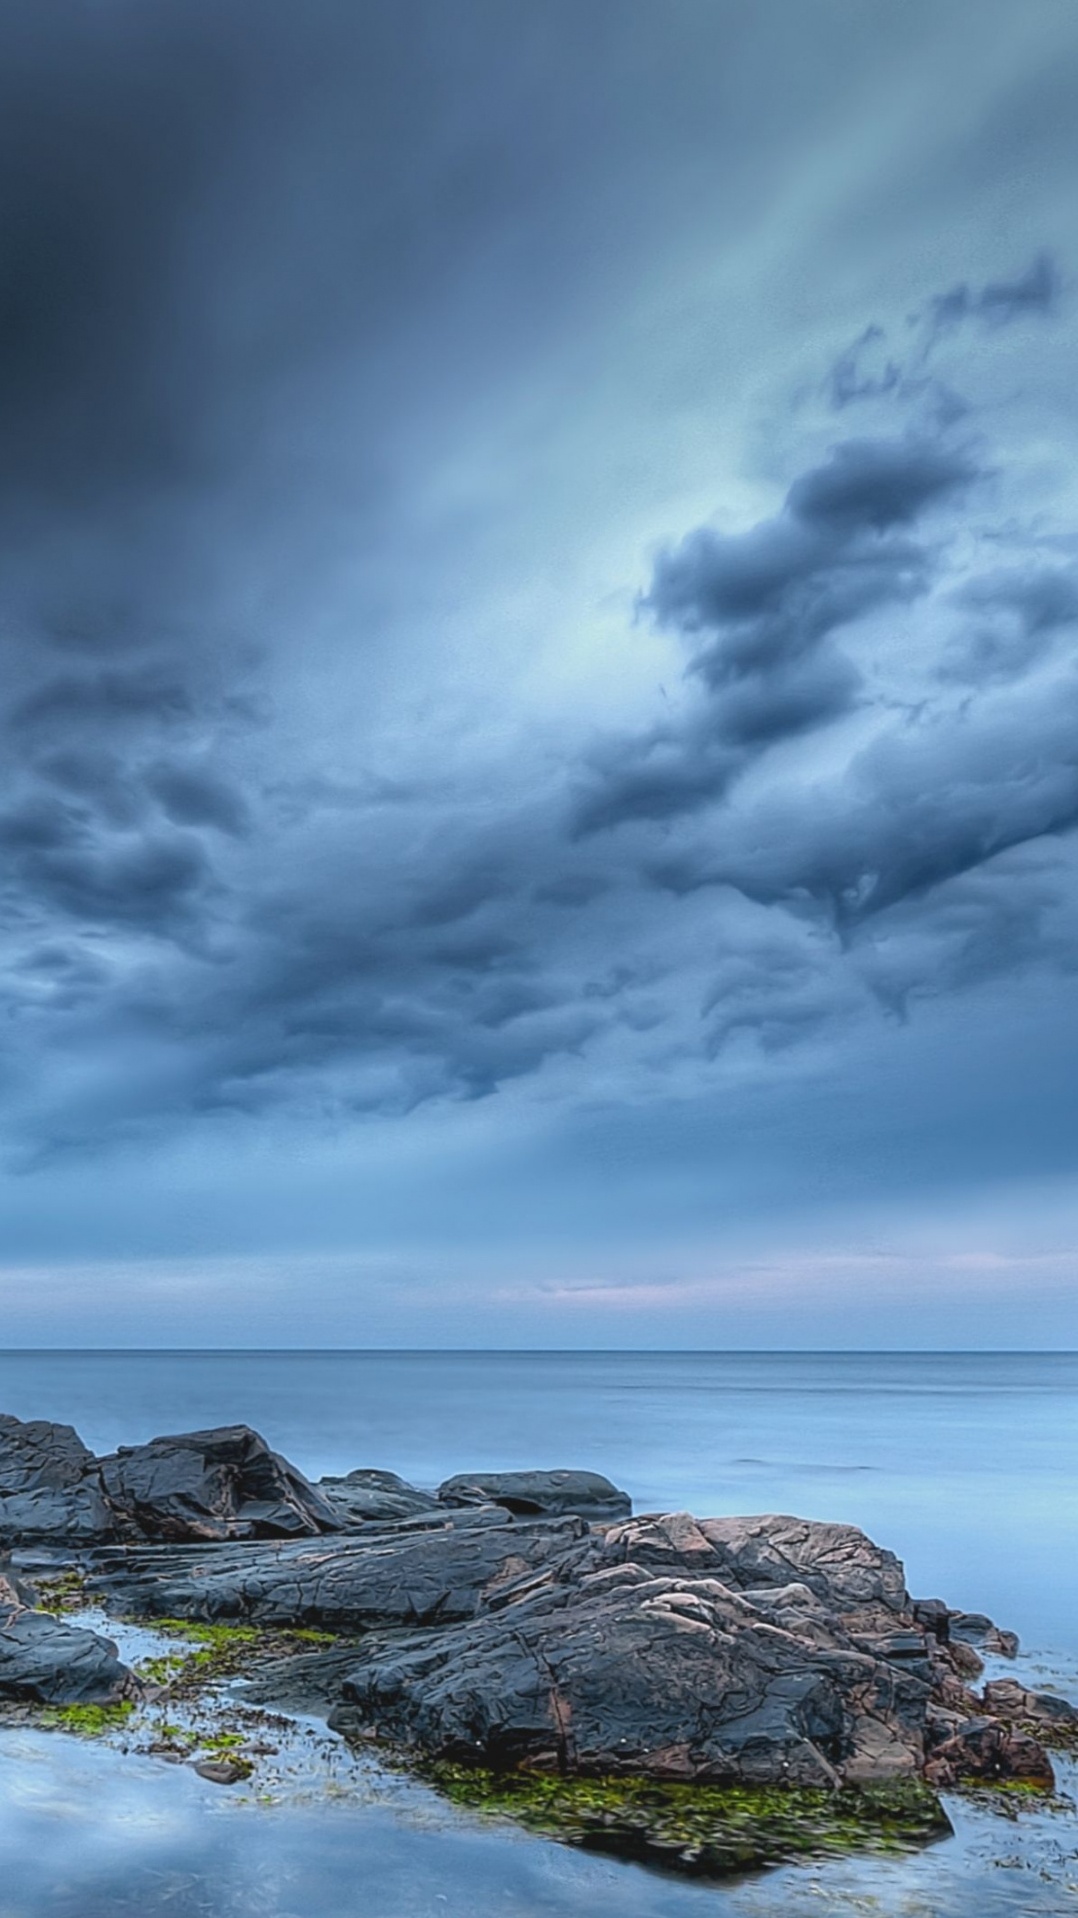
[2, 0, 1078, 1348]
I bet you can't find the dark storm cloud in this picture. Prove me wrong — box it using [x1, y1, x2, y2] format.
[572, 437, 975, 833]
[0, 0, 1077, 1166]
[648, 678, 1078, 924]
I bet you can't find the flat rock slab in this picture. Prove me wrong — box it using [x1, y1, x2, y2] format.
[87, 1513, 588, 1629]
[437, 1470, 631, 1522]
[317, 1470, 442, 1525]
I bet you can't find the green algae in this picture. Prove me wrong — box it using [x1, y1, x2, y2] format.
[42, 1700, 136, 1737]
[421, 1765, 953, 1878]
[134, 1619, 348, 1696]
[35, 1570, 89, 1615]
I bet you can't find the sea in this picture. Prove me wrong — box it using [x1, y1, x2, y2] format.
[0, 1349, 1076, 1918]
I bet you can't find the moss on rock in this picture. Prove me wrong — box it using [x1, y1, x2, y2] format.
[421, 1764, 952, 1878]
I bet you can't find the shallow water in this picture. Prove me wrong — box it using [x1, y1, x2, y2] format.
[1, 1348, 1077, 1915]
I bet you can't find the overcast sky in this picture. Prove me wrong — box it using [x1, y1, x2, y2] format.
[2, 0, 1077, 1347]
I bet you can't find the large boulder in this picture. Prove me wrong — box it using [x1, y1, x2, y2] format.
[96, 1425, 340, 1542]
[0, 1416, 94, 1493]
[332, 1559, 932, 1786]
[438, 1470, 630, 1523]
[0, 1415, 114, 1545]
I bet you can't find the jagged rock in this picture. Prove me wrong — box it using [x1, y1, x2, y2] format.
[0, 1415, 116, 1545]
[87, 1512, 587, 1627]
[0, 1577, 133, 1705]
[0, 1485, 116, 1546]
[331, 1558, 932, 1786]
[96, 1426, 340, 1542]
[0, 1416, 339, 1547]
[0, 1416, 94, 1493]
[437, 1470, 631, 1522]
[317, 1469, 441, 1525]
[982, 1678, 1078, 1738]
[924, 1716, 1054, 1788]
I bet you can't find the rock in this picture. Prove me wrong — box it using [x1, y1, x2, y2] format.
[437, 1470, 631, 1523]
[96, 1426, 340, 1542]
[331, 1558, 932, 1786]
[924, 1716, 1054, 1789]
[87, 1513, 587, 1628]
[0, 1415, 116, 1546]
[193, 1757, 248, 1785]
[0, 1578, 133, 1705]
[949, 1610, 1019, 1658]
[317, 1469, 441, 1525]
[0, 1416, 95, 1494]
[982, 1679, 1078, 1738]
[693, 1516, 908, 1613]
[0, 1416, 341, 1548]
[0, 1486, 116, 1547]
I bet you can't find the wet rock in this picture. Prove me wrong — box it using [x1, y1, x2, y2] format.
[332, 1560, 932, 1786]
[87, 1513, 587, 1628]
[317, 1469, 441, 1525]
[924, 1715, 1054, 1789]
[0, 1578, 133, 1705]
[0, 1416, 94, 1494]
[193, 1757, 248, 1785]
[437, 1470, 631, 1522]
[0, 1416, 340, 1547]
[981, 1678, 1078, 1739]
[949, 1610, 1019, 1658]
[0, 1416, 115, 1546]
[96, 1426, 340, 1543]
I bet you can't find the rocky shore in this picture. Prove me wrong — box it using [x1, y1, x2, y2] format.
[2, 1412, 1075, 1876]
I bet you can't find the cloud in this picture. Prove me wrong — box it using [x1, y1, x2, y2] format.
[0, 0, 1074, 1175]
[572, 436, 975, 833]
[827, 253, 1065, 411]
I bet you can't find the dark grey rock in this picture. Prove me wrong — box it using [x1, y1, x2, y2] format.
[0, 1416, 339, 1548]
[317, 1469, 441, 1526]
[332, 1559, 932, 1786]
[96, 1425, 340, 1543]
[437, 1470, 631, 1522]
[949, 1610, 1019, 1658]
[0, 1484, 116, 1547]
[0, 1415, 115, 1545]
[87, 1513, 588, 1628]
[0, 1576, 133, 1705]
[0, 1416, 94, 1494]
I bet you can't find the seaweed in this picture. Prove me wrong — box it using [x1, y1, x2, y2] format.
[419, 1764, 953, 1878]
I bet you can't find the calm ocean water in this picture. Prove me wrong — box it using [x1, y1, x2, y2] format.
[1, 1349, 1076, 1917]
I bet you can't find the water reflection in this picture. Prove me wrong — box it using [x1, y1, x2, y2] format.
[2, 1727, 1077, 1918]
